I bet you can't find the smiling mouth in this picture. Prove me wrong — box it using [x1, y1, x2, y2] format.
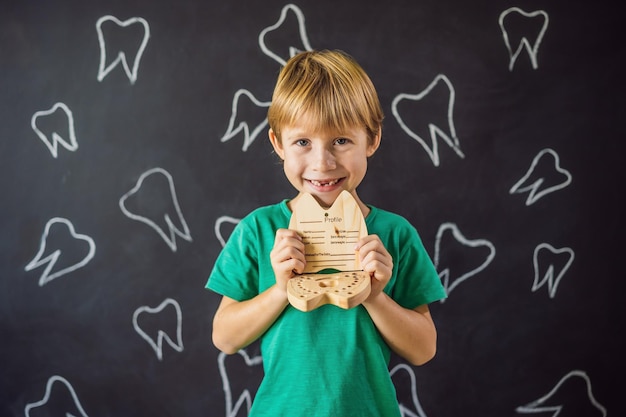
[308, 178, 342, 187]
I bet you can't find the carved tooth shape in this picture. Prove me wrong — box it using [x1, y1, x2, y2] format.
[286, 191, 371, 311]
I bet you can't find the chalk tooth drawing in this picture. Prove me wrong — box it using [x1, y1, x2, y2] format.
[30, 102, 78, 158]
[499, 7, 549, 71]
[24, 217, 96, 286]
[132, 298, 183, 361]
[218, 349, 263, 417]
[516, 370, 607, 416]
[390, 363, 428, 417]
[96, 15, 150, 84]
[434, 222, 496, 300]
[258, 3, 313, 66]
[510, 148, 572, 206]
[215, 216, 241, 247]
[532, 243, 575, 298]
[391, 74, 464, 167]
[220, 89, 271, 152]
[119, 167, 192, 252]
[24, 375, 90, 417]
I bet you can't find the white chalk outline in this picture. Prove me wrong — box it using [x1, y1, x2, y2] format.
[499, 7, 549, 71]
[510, 148, 572, 206]
[390, 363, 428, 417]
[220, 89, 271, 152]
[532, 243, 575, 298]
[96, 15, 150, 84]
[30, 102, 78, 158]
[132, 297, 184, 361]
[391, 74, 464, 167]
[215, 216, 241, 247]
[218, 349, 263, 417]
[258, 3, 313, 66]
[434, 222, 496, 300]
[24, 375, 90, 417]
[516, 370, 607, 416]
[24, 217, 96, 286]
[119, 167, 192, 252]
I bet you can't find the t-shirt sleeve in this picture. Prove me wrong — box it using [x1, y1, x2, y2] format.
[390, 222, 447, 309]
[206, 219, 259, 301]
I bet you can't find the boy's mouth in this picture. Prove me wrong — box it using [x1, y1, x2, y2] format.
[308, 178, 342, 187]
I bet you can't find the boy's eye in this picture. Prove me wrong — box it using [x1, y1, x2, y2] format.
[335, 137, 349, 145]
[295, 139, 309, 146]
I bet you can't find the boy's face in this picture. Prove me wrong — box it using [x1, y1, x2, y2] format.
[269, 115, 380, 208]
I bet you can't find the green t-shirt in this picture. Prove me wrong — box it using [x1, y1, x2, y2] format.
[207, 200, 446, 417]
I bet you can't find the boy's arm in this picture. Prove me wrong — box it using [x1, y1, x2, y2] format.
[212, 228, 305, 355]
[363, 297, 437, 366]
[212, 285, 289, 354]
[357, 235, 438, 366]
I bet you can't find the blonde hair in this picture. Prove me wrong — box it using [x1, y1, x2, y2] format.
[267, 50, 383, 145]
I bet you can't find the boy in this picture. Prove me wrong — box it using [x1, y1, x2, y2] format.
[207, 50, 446, 417]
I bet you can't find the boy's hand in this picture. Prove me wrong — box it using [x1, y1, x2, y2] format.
[270, 229, 306, 292]
[355, 235, 393, 300]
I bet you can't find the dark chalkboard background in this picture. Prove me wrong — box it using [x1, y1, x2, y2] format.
[1, 0, 624, 416]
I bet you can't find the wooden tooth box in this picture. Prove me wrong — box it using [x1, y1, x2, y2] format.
[286, 191, 371, 311]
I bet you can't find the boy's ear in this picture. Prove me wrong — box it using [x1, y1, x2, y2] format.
[268, 128, 285, 160]
[366, 127, 382, 157]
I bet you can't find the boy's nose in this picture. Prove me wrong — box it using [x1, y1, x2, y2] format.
[311, 147, 336, 171]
